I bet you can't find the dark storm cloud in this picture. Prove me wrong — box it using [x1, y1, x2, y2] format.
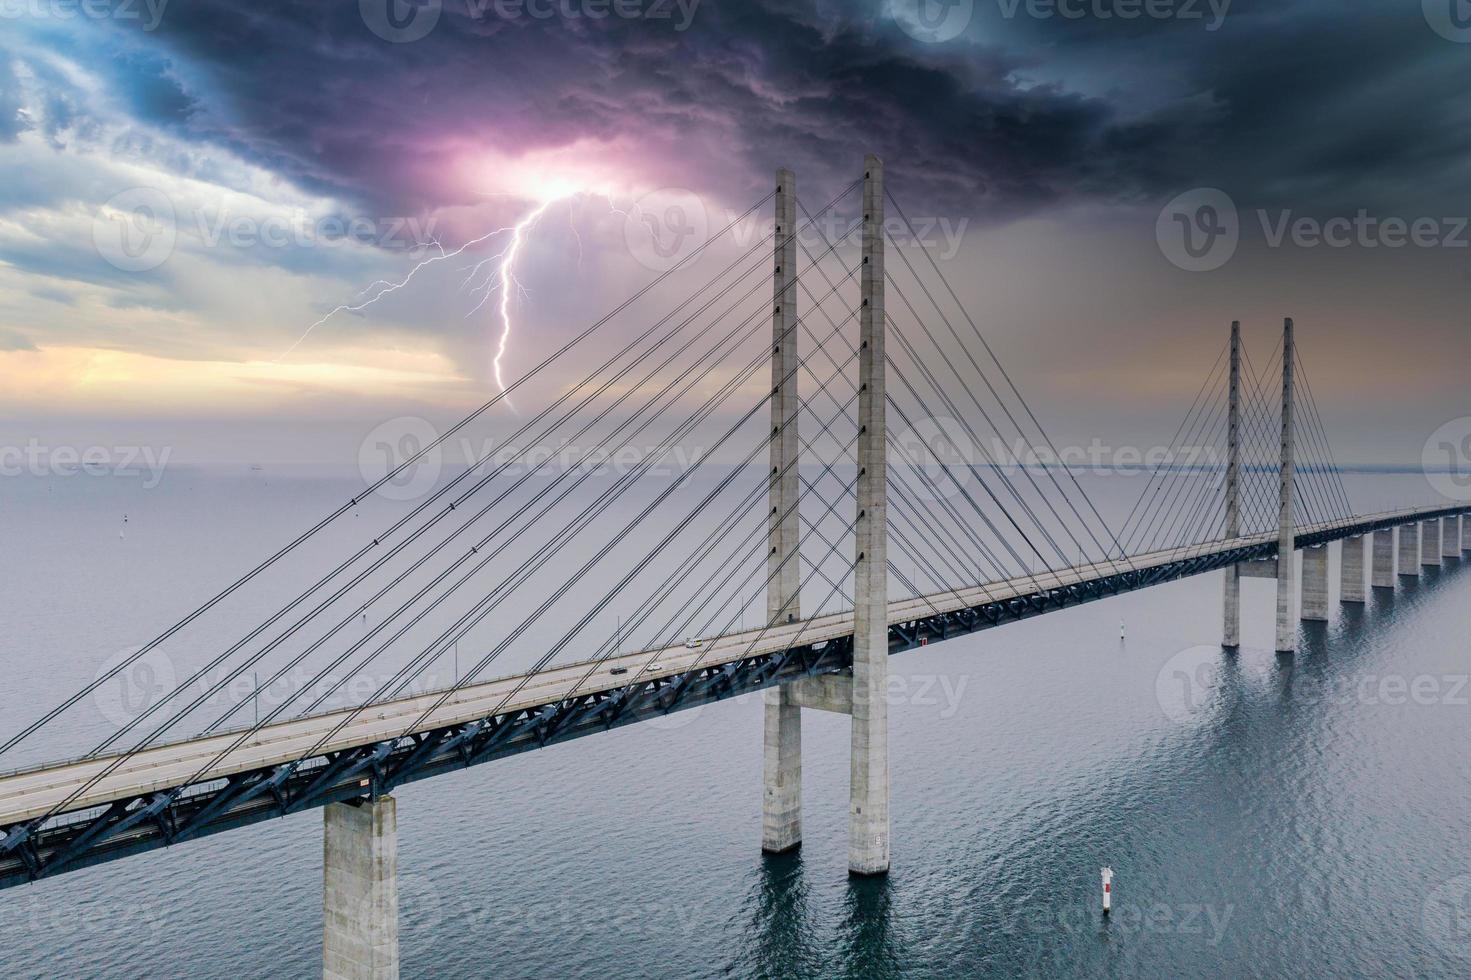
[87, 0, 1471, 219]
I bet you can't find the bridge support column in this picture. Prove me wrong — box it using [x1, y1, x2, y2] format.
[1371, 528, 1396, 589]
[762, 167, 804, 855]
[1422, 521, 1442, 568]
[1302, 544, 1329, 621]
[1222, 321, 1242, 648]
[1400, 523, 1421, 577]
[849, 154, 890, 877]
[323, 797, 398, 980]
[1275, 318, 1298, 653]
[1443, 517, 1460, 559]
[1340, 535, 1366, 603]
[1463, 515, 1471, 552]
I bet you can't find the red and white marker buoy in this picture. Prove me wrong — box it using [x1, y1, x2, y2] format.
[1101, 867, 1113, 915]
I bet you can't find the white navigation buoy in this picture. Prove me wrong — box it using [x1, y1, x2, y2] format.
[1119, 620, 1126, 640]
[1101, 867, 1113, 915]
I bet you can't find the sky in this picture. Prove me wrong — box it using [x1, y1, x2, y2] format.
[2, 0, 1470, 468]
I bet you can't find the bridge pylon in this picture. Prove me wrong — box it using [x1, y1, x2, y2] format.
[849, 154, 891, 876]
[1222, 318, 1300, 650]
[1222, 321, 1242, 647]
[762, 167, 805, 854]
[1275, 317, 1298, 652]
[759, 158, 891, 876]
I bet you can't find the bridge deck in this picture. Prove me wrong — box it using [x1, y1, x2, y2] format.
[0, 505, 1457, 827]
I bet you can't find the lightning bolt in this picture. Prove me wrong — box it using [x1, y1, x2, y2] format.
[457, 196, 566, 410]
[282, 189, 644, 408]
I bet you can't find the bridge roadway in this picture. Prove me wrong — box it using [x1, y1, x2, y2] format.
[1, 502, 1465, 885]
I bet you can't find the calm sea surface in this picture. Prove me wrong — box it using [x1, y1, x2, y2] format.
[1, 469, 1468, 978]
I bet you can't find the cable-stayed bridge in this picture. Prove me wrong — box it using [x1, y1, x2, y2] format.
[3, 157, 1467, 978]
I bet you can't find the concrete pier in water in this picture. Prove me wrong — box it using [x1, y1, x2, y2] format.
[1340, 535, 1366, 603]
[323, 797, 398, 980]
[1372, 529, 1396, 589]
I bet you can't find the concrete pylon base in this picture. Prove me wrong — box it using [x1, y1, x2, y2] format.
[1340, 535, 1366, 603]
[324, 797, 398, 980]
[1371, 528, 1396, 588]
[761, 686, 802, 854]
